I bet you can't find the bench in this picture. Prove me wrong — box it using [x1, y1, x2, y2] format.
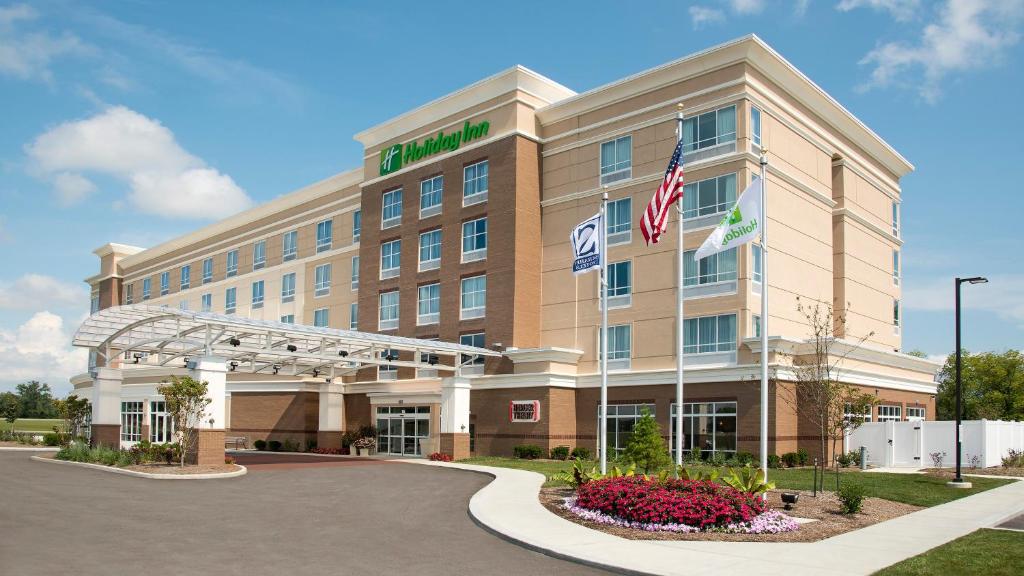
[225, 436, 248, 450]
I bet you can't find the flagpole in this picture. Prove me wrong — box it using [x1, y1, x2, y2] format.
[759, 150, 770, 483]
[599, 187, 610, 475]
[674, 104, 685, 470]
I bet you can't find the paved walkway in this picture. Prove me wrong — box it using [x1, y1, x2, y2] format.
[415, 460, 1024, 576]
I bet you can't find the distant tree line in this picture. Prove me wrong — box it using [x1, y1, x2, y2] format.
[0, 381, 60, 419]
[934, 350, 1024, 421]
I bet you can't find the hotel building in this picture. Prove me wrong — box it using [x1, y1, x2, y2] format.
[74, 36, 940, 462]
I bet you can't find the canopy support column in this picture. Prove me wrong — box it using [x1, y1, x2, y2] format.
[189, 356, 226, 465]
[90, 366, 123, 448]
[317, 382, 345, 450]
[440, 377, 471, 460]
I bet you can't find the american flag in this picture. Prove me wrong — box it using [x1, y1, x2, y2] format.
[640, 138, 686, 245]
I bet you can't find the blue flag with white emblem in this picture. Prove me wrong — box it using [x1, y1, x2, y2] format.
[570, 213, 602, 275]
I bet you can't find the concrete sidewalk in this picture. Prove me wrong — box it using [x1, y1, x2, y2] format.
[413, 460, 1024, 576]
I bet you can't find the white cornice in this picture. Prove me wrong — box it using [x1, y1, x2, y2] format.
[504, 347, 585, 364]
[93, 243, 145, 258]
[741, 336, 942, 374]
[834, 207, 903, 246]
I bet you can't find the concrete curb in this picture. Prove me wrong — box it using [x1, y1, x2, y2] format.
[0, 446, 59, 452]
[31, 455, 247, 480]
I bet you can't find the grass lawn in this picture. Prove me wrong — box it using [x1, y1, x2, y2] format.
[9, 419, 61, 434]
[459, 457, 1015, 507]
[875, 529, 1024, 575]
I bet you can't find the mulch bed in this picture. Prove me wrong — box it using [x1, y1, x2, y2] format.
[925, 467, 1024, 478]
[540, 486, 921, 542]
[123, 462, 243, 475]
[0, 441, 49, 448]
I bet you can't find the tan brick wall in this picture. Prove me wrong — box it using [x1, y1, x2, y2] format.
[343, 393, 372, 431]
[90, 424, 120, 449]
[440, 432, 470, 460]
[228, 391, 318, 446]
[194, 429, 225, 466]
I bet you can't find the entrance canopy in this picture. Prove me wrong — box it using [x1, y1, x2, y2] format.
[73, 304, 500, 378]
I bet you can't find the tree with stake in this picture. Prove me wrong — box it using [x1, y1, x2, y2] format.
[1, 392, 20, 434]
[623, 408, 671, 474]
[157, 376, 211, 467]
[54, 395, 91, 444]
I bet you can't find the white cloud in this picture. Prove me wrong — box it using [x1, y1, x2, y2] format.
[836, 0, 921, 21]
[0, 274, 88, 311]
[52, 171, 96, 205]
[0, 3, 93, 83]
[795, 0, 812, 17]
[729, 0, 767, 14]
[25, 105, 253, 218]
[690, 6, 727, 28]
[0, 311, 87, 394]
[903, 274, 1024, 326]
[857, 0, 1024, 102]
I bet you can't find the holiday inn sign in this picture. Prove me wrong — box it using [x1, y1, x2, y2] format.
[379, 120, 491, 176]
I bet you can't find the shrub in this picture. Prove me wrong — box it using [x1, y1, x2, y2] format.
[312, 447, 343, 455]
[796, 448, 809, 466]
[734, 451, 755, 466]
[929, 451, 947, 468]
[570, 447, 591, 460]
[684, 446, 703, 464]
[56, 441, 92, 462]
[282, 438, 300, 452]
[707, 451, 727, 467]
[623, 408, 670, 474]
[836, 452, 852, 467]
[306, 439, 317, 452]
[781, 452, 798, 468]
[721, 466, 776, 495]
[268, 440, 282, 451]
[1003, 448, 1024, 468]
[513, 444, 543, 459]
[550, 445, 570, 460]
[254, 439, 267, 451]
[428, 452, 453, 462]
[356, 424, 377, 439]
[225, 455, 236, 465]
[42, 432, 61, 446]
[767, 454, 782, 469]
[837, 482, 866, 514]
[849, 449, 863, 467]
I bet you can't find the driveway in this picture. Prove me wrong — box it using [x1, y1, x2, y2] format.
[0, 451, 609, 576]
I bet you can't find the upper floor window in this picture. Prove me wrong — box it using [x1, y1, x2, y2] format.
[606, 197, 632, 246]
[460, 275, 486, 320]
[599, 135, 632, 185]
[280, 314, 295, 324]
[353, 210, 361, 243]
[417, 283, 440, 326]
[226, 250, 239, 277]
[684, 248, 737, 286]
[752, 244, 763, 284]
[420, 175, 443, 218]
[380, 239, 401, 280]
[201, 293, 212, 312]
[607, 261, 632, 308]
[463, 160, 488, 206]
[379, 290, 399, 331]
[600, 324, 632, 370]
[160, 272, 169, 296]
[892, 201, 900, 237]
[460, 332, 486, 367]
[893, 250, 900, 286]
[281, 272, 296, 303]
[683, 313, 737, 354]
[682, 105, 736, 155]
[683, 173, 736, 220]
[313, 307, 329, 328]
[753, 314, 761, 338]
[252, 239, 266, 270]
[251, 280, 265, 309]
[180, 265, 191, 289]
[314, 263, 331, 297]
[225, 287, 237, 314]
[282, 230, 298, 261]
[750, 106, 762, 148]
[125, 284, 134, 304]
[351, 256, 360, 290]
[349, 302, 358, 330]
[316, 219, 333, 253]
[893, 299, 901, 334]
[419, 229, 442, 271]
[462, 217, 487, 263]
[142, 278, 151, 300]
[382, 188, 402, 229]
[202, 258, 213, 284]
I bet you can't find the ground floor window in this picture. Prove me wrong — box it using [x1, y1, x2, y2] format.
[670, 401, 737, 456]
[601, 403, 656, 455]
[120, 401, 143, 443]
[150, 400, 175, 443]
[906, 406, 926, 421]
[844, 402, 872, 424]
[877, 405, 902, 422]
[375, 406, 430, 456]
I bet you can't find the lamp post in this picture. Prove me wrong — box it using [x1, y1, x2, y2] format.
[949, 276, 987, 488]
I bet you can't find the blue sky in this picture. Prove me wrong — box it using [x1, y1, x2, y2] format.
[1, 0, 1022, 394]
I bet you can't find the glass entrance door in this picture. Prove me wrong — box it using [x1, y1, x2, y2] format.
[375, 406, 431, 456]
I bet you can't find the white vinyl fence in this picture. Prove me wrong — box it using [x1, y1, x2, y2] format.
[846, 420, 1024, 469]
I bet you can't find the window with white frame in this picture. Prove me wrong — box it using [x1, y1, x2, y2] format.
[459, 332, 485, 368]
[877, 405, 902, 422]
[682, 105, 736, 154]
[179, 299, 188, 311]
[600, 324, 631, 370]
[607, 261, 632, 308]
[461, 217, 487, 262]
[382, 188, 402, 228]
[752, 244, 763, 284]
[684, 248, 737, 286]
[843, 402, 873, 424]
[419, 229, 442, 271]
[463, 160, 488, 206]
[253, 239, 266, 270]
[349, 302, 358, 330]
[750, 106, 762, 148]
[316, 219, 333, 253]
[753, 314, 761, 338]
[226, 250, 239, 277]
[510, 400, 540, 423]
[379, 290, 399, 330]
[684, 314, 737, 354]
[893, 250, 900, 286]
[280, 314, 295, 324]
[142, 278, 151, 300]
[313, 307, 329, 328]
[160, 272, 169, 295]
[251, 280, 264, 309]
[121, 401, 143, 443]
[90, 291, 99, 314]
[599, 135, 632, 185]
[351, 256, 360, 290]
[202, 258, 213, 284]
[892, 201, 900, 237]
[125, 284, 134, 304]
[671, 402, 737, 456]
[283, 230, 298, 261]
[314, 263, 331, 297]
[353, 210, 361, 243]
[906, 407, 926, 421]
[225, 287, 236, 314]
[682, 173, 736, 219]
[606, 197, 632, 245]
[150, 400, 175, 443]
[180, 265, 191, 289]
[378, 348, 398, 380]
[417, 283, 440, 325]
[603, 404, 655, 453]
[380, 239, 401, 279]
[417, 337, 440, 378]
[281, 272, 296, 302]
[460, 275, 486, 319]
[893, 299, 901, 333]
[201, 293, 212, 312]
[420, 175, 443, 218]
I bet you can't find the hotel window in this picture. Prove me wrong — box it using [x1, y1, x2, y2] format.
[460, 332, 486, 368]
[378, 348, 398, 380]
[416, 230, 441, 272]
[120, 401, 143, 443]
[893, 250, 900, 286]
[380, 239, 401, 279]
[752, 244, 763, 284]
[160, 272, 169, 295]
[417, 283, 440, 326]
[280, 314, 294, 323]
[892, 201, 900, 237]
[180, 265, 191, 289]
[226, 250, 239, 277]
[877, 405, 902, 422]
[125, 284, 134, 304]
[225, 287, 236, 314]
[460, 275, 486, 320]
[750, 106, 762, 148]
[201, 293, 212, 312]
[463, 160, 488, 206]
[606, 261, 632, 308]
[316, 219, 333, 253]
[349, 302, 358, 330]
[142, 278, 151, 300]
[906, 407, 926, 421]
[313, 307, 329, 328]
[253, 239, 266, 270]
[382, 188, 403, 229]
[282, 230, 298, 261]
[90, 293, 99, 314]
[753, 314, 761, 338]
[671, 402, 737, 456]
[179, 300, 188, 311]
[893, 298, 900, 334]
[684, 314, 737, 354]
[684, 248, 737, 286]
[420, 175, 443, 218]
[461, 217, 487, 262]
[281, 272, 296, 303]
[202, 257, 213, 284]
[602, 404, 656, 454]
[682, 104, 736, 154]
[600, 324, 632, 370]
[844, 403, 872, 423]
[352, 210, 361, 243]
[599, 135, 632, 185]
[379, 290, 399, 330]
[682, 173, 736, 219]
[351, 256, 360, 290]
[606, 197, 632, 245]
[314, 263, 331, 297]
[150, 401, 175, 444]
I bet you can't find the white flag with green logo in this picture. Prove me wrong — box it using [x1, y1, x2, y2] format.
[694, 177, 762, 261]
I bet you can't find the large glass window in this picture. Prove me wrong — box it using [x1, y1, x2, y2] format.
[420, 175, 443, 218]
[160, 272, 169, 295]
[600, 324, 631, 369]
[752, 244, 763, 284]
[683, 314, 737, 354]
[906, 407, 926, 421]
[316, 219, 333, 253]
[462, 217, 487, 262]
[893, 299, 900, 332]
[417, 283, 440, 326]
[280, 314, 295, 323]
[252, 239, 266, 270]
[750, 106, 762, 148]
[251, 280, 265, 309]
[349, 302, 358, 330]
[281, 272, 296, 302]
[120, 401, 143, 443]
[351, 256, 360, 290]
[892, 201, 899, 237]
[226, 250, 239, 277]
[878, 405, 902, 422]
[201, 293, 211, 312]
[150, 400, 175, 443]
[893, 250, 900, 286]
[603, 404, 656, 454]
[313, 307, 329, 328]
[607, 261, 632, 308]
[314, 263, 331, 297]
[463, 160, 488, 206]
[202, 257, 213, 284]
[683, 248, 737, 285]
[381, 239, 401, 279]
[460, 332, 486, 367]
[282, 230, 298, 261]
[180, 265, 191, 289]
[599, 135, 632, 185]
[353, 210, 361, 243]
[460, 275, 486, 319]
[225, 287, 236, 314]
[379, 290, 399, 330]
[606, 197, 632, 245]
[419, 229, 442, 271]
[142, 278, 151, 300]
[671, 402, 737, 456]
[682, 173, 736, 219]
[125, 284, 134, 304]
[382, 188, 403, 228]
[682, 105, 736, 153]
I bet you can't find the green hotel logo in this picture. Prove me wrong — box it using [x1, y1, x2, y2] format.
[378, 120, 490, 176]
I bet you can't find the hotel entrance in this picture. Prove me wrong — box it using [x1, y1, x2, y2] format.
[376, 406, 431, 456]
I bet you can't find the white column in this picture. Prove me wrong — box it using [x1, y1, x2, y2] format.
[189, 356, 227, 429]
[318, 382, 345, 432]
[91, 367, 122, 426]
[440, 377, 471, 434]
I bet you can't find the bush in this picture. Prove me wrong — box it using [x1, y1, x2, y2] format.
[781, 452, 798, 468]
[734, 451, 755, 466]
[513, 444, 543, 459]
[796, 448, 809, 466]
[306, 439, 317, 452]
[282, 438, 300, 452]
[550, 445, 570, 460]
[254, 439, 267, 451]
[838, 482, 866, 514]
[767, 454, 782, 469]
[929, 451, 947, 468]
[570, 447, 591, 460]
[623, 408, 671, 474]
[836, 452, 852, 467]
[428, 452, 453, 462]
[356, 424, 377, 439]
[312, 447, 343, 455]
[56, 441, 92, 462]
[42, 432, 61, 446]
[268, 440, 282, 451]
[1002, 448, 1024, 468]
[225, 455, 236, 465]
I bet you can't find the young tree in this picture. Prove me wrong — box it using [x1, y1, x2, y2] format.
[157, 376, 211, 467]
[623, 408, 671, 474]
[16, 381, 57, 418]
[54, 395, 91, 444]
[936, 350, 1024, 421]
[1, 392, 20, 433]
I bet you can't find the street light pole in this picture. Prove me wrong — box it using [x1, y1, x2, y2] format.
[950, 276, 987, 488]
